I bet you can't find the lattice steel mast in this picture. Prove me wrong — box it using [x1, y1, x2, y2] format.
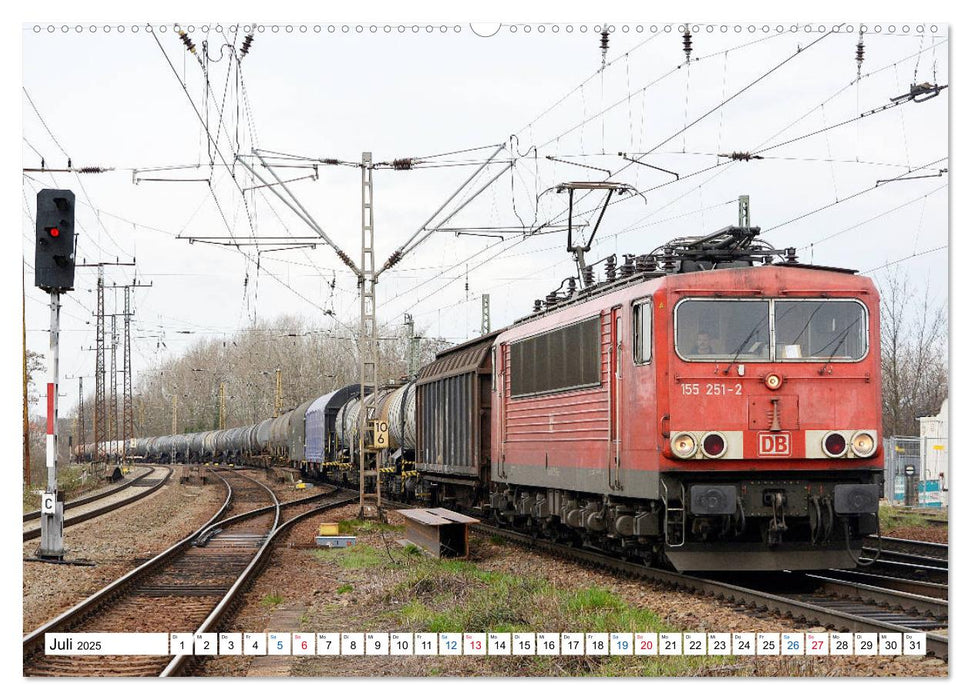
[110, 311, 117, 461]
[359, 152, 380, 517]
[94, 268, 106, 466]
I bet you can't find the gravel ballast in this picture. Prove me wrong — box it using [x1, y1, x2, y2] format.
[195, 504, 947, 678]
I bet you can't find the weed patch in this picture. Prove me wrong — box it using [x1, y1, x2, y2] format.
[879, 504, 933, 531]
[314, 544, 389, 569]
[338, 518, 404, 535]
[380, 557, 729, 675]
[260, 593, 283, 607]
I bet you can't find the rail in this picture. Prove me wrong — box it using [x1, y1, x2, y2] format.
[23, 465, 158, 522]
[160, 488, 357, 676]
[22, 470, 234, 657]
[24, 467, 174, 542]
[470, 521, 948, 659]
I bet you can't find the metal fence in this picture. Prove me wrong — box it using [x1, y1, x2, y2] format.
[883, 435, 948, 508]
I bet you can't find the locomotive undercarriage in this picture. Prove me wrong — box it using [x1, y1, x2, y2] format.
[486, 469, 883, 571]
[489, 488, 664, 564]
[297, 455, 884, 572]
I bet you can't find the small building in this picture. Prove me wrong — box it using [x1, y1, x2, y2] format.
[918, 399, 948, 507]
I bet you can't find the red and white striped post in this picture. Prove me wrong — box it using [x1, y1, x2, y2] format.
[38, 290, 64, 559]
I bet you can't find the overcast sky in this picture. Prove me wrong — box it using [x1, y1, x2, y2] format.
[17, 20, 949, 416]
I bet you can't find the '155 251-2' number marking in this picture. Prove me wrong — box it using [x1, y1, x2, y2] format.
[681, 383, 742, 396]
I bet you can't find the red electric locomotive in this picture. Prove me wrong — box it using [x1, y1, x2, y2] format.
[488, 227, 883, 571]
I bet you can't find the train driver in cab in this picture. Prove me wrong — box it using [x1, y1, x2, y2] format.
[691, 329, 716, 357]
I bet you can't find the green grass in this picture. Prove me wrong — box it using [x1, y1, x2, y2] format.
[563, 587, 668, 635]
[381, 557, 728, 676]
[260, 593, 284, 607]
[402, 543, 424, 557]
[314, 544, 389, 569]
[388, 560, 545, 632]
[337, 518, 404, 535]
[336, 584, 353, 594]
[879, 503, 936, 531]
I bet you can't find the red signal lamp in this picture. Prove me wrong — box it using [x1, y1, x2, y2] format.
[48, 227, 60, 237]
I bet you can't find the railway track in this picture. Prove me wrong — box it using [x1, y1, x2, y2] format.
[23, 465, 156, 522]
[823, 569, 948, 600]
[801, 574, 946, 621]
[23, 472, 355, 677]
[23, 466, 173, 543]
[856, 540, 949, 585]
[865, 536, 948, 562]
[468, 521, 948, 660]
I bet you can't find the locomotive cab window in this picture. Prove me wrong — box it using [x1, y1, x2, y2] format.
[510, 317, 600, 397]
[774, 300, 867, 361]
[675, 299, 770, 362]
[633, 298, 653, 363]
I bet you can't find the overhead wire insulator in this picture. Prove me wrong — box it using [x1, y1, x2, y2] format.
[178, 29, 196, 55]
[855, 29, 864, 79]
[636, 255, 657, 272]
[718, 151, 763, 161]
[384, 249, 403, 269]
[337, 250, 356, 270]
[391, 158, 415, 170]
[600, 25, 609, 68]
[241, 30, 255, 58]
[683, 24, 693, 61]
[582, 265, 595, 287]
[604, 254, 617, 282]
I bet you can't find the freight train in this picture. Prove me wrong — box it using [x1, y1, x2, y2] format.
[82, 226, 885, 571]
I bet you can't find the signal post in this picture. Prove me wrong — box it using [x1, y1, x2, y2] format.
[34, 189, 77, 560]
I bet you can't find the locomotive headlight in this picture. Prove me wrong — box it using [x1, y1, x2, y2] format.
[671, 432, 698, 458]
[822, 431, 847, 458]
[851, 430, 877, 458]
[764, 373, 783, 391]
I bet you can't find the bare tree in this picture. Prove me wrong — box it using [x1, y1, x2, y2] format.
[67, 314, 456, 438]
[878, 269, 948, 436]
[25, 349, 44, 406]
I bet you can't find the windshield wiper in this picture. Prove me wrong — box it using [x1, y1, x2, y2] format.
[723, 321, 768, 375]
[816, 318, 862, 374]
[784, 301, 826, 347]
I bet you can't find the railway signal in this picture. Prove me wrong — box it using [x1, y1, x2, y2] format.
[34, 189, 76, 292]
[34, 188, 78, 560]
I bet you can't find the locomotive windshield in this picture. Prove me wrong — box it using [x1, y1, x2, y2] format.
[675, 298, 867, 362]
[774, 300, 867, 361]
[675, 300, 770, 361]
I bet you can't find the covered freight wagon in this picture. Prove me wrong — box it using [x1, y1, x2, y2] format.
[303, 385, 369, 472]
[415, 331, 499, 506]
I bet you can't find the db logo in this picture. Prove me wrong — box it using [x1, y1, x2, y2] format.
[758, 432, 791, 457]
